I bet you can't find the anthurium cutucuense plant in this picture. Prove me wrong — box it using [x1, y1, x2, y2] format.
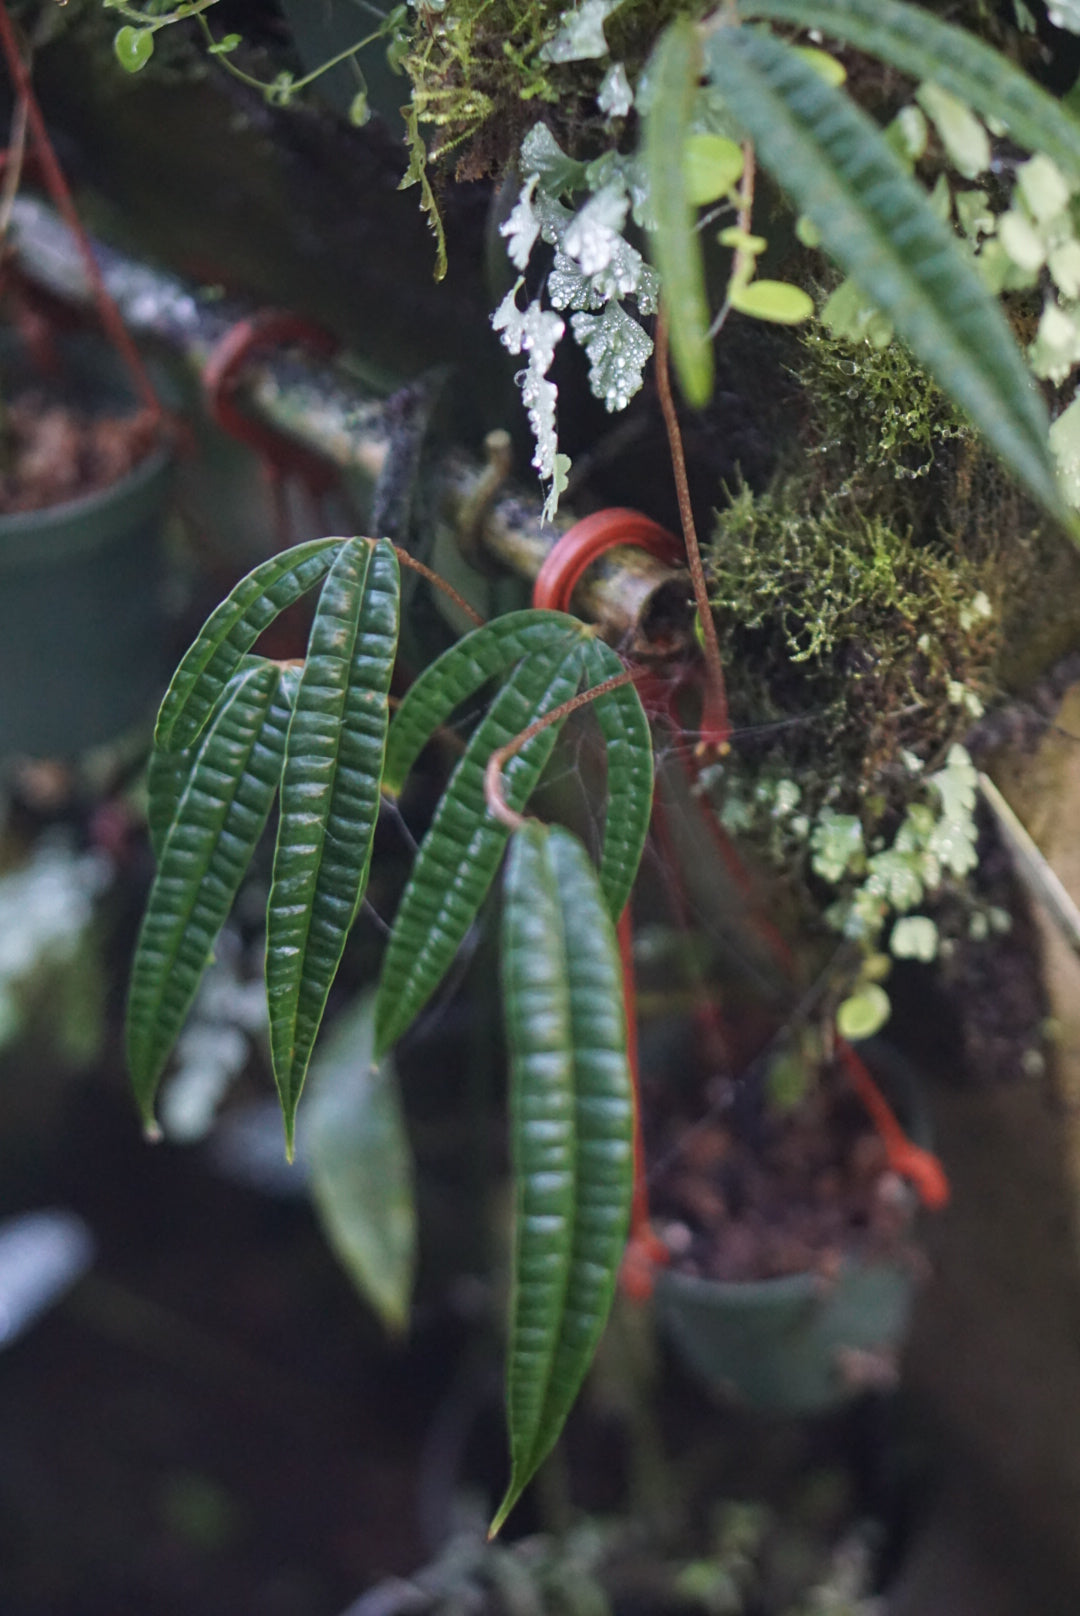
[128, 534, 652, 1530]
[126, 0, 1080, 1539]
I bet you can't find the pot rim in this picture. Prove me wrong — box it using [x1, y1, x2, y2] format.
[653, 1251, 902, 1305]
[0, 439, 172, 537]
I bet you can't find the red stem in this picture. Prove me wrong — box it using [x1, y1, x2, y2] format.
[837, 1039, 950, 1210]
[0, 1, 162, 425]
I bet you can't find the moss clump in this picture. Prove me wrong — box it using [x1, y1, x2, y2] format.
[705, 287, 1080, 815]
[797, 320, 972, 489]
[401, 0, 693, 180]
[709, 479, 999, 802]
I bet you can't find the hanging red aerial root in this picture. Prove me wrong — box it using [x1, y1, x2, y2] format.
[837, 1038, 950, 1211]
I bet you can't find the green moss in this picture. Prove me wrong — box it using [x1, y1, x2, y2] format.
[705, 293, 1080, 814]
[709, 477, 998, 800]
[401, 0, 694, 179]
[797, 319, 972, 488]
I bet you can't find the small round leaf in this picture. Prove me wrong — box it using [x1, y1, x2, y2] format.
[718, 226, 767, 254]
[890, 914, 939, 961]
[836, 984, 891, 1042]
[731, 279, 814, 324]
[682, 132, 744, 205]
[114, 26, 154, 73]
[792, 45, 847, 86]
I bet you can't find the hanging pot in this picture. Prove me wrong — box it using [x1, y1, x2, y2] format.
[652, 1043, 933, 1417]
[0, 335, 173, 758]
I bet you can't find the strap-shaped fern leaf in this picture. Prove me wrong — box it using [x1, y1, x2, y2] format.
[127, 658, 294, 1127]
[581, 639, 654, 922]
[382, 609, 585, 798]
[737, 0, 1080, 185]
[155, 537, 344, 753]
[642, 16, 714, 406]
[373, 635, 586, 1056]
[703, 25, 1061, 519]
[491, 822, 633, 1537]
[266, 537, 401, 1152]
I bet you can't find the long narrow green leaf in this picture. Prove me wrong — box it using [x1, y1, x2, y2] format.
[305, 990, 417, 1336]
[580, 639, 653, 921]
[127, 659, 292, 1127]
[643, 17, 714, 406]
[373, 638, 586, 1056]
[155, 537, 344, 753]
[266, 537, 400, 1151]
[737, 0, 1080, 185]
[491, 822, 633, 1537]
[147, 662, 301, 863]
[382, 610, 584, 797]
[147, 740, 191, 865]
[704, 26, 1062, 520]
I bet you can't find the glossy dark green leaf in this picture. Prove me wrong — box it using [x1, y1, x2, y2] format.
[491, 822, 633, 1536]
[643, 17, 714, 405]
[704, 26, 1062, 519]
[305, 990, 416, 1335]
[127, 660, 292, 1128]
[373, 637, 586, 1056]
[147, 663, 300, 864]
[382, 610, 584, 798]
[737, 0, 1080, 185]
[267, 538, 400, 1152]
[147, 741, 191, 866]
[579, 638, 653, 922]
[155, 537, 343, 753]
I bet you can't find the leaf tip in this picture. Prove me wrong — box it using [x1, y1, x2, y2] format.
[1062, 507, 1080, 550]
[142, 1118, 163, 1145]
[371, 1004, 394, 1062]
[487, 1491, 518, 1540]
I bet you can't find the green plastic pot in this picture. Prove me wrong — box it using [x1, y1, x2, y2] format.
[0, 330, 173, 759]
[653, 1044, 930, 1416]
[0, 443, 172, 758]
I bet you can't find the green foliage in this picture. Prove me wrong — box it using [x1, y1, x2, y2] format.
[710, 481, 993, 696]
[266, 538, 400, 1151]
[114, 23, 153, 71]
[128, 658, 295, 1127]
[836, 982, 890, 1040]
[128, 538, 654, 1529]
[401, 101, 449, 283]
[699, 23, 1062, 521]
[736, 0, 1080, 185]
[798, 320, 972, 479]
[373, 632, 588, 1055]
[492, 821, 633, 1535]
[155, 537, 343, 753]
[305, 990, 416, 1337]
[102, 0, 390, 105]
[642, 16, 712, 405]
[493, 121, 659, 515]
[113, 0, 1080, 1539]
[382, 609, 585, 795]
